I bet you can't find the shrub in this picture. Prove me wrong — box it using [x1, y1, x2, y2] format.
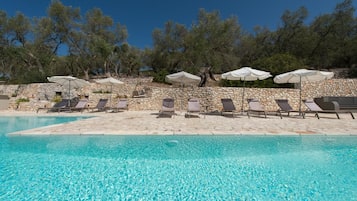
[15, 98, 30, 105]
[92, 90, 111, 94]
[52, 95, 62, 103]
[152, 69, 169, 83]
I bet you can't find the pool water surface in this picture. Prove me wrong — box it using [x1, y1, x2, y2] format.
[0, 116, 356, 200]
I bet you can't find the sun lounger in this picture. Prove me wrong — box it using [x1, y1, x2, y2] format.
[113, 99, 128, 112]
[158, 98, 175, 118]
[247, 98, 282, 118]
[37, 99, 70, 113]
[90, 98, 108, 112]
[61, 99, 88, 113]
[275, 99, 300, 117]
[303, 99, 355, 119]
[0, 95, 10, 110]
[186, 98, 201, 118]
[221, 98, 237, 117]
[132, 89, 146, 98]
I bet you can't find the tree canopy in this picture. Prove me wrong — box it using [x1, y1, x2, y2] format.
[0, 0, 356, 84]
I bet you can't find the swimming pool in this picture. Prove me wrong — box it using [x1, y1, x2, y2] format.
[1, 117, 356, 200]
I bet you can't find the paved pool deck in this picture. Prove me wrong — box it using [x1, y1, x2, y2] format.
[2, 110, 357, 136]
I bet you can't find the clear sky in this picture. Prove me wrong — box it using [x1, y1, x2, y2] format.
[1, 0, 356, 49]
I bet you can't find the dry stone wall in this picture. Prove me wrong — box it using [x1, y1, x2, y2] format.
[0, 78, 356, 112]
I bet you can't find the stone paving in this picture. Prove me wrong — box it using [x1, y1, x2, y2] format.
[3, 110, 356, 136]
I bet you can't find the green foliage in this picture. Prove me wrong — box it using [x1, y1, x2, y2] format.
[252, 53, 304, 75]
[11, 69, 47, 84]
[51, 95, 62, 103]
[348, 66, 357, 78]
[150, 9, 241, 75]
[116, 44, 142, 76]
[0, 0, 356, 84]
[15, 98, 30, 105]
[152, 69, 169, 83]
[92, 90, 111, 94]
[220, 78, 293, 88]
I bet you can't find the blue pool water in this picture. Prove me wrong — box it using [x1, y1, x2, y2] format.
[1, 117, 356, 200]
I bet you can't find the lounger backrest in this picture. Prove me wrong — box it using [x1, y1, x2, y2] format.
[304, 99, 323, 111]
[275, 99, 293, 111]
[188, 98, 200, 112]
[162, 98, 175, 111]
[117, 99, 128, 109]
[248, 99, 265, 110]
[54, 99, 70, 108]
[221, 98, 236, 111]
[96, 99, 108, 109]
[75, 99, 88, 108]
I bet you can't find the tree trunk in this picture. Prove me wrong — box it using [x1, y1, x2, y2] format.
[83, 69, 89, 80]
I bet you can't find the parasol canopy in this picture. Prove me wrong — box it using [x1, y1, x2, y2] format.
[165, 71, 201, 86]
[221, 67, 272, 81]
[274, 69, 334, 113]
[95, 77, 124, 108]
[47, 75, 90, 106]
[221, 67, 272, 112]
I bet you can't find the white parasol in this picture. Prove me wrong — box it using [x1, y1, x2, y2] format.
[165, 71, 201, 86]
[95, 77, 124, 108]
[274, 69, 334, 113]
[221, 67, 272, 112]
[165, 71, 201, 111]
[47, 75, 90, 106]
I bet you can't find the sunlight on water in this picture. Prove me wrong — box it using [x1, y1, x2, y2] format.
[0, 117, 356, 200]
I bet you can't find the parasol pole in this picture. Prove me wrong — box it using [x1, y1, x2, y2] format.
[299, 75, 302, 115]
[68, 80, 71, 107]
[109, 84, 113, 109]
[180, 80, 183, 113]
[241, 79, 246, 113]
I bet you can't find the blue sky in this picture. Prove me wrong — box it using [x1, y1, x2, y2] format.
[2, 0, 356, 49]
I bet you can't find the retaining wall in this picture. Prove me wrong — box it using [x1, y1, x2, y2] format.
[0, 78, 356, 112]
